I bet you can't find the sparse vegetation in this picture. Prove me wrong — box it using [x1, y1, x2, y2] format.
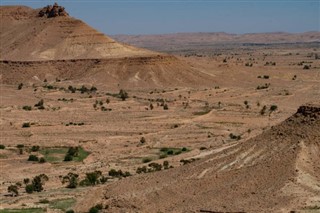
[25, 174, 49, 193]
[17, 83, 23, 90]
[22, 105, 32, 111]
[7, 184, 19, 197]
[136, 161, 172, 174]
[31, 145, 40, 152]
[257, 75, 269, 79]
[0, 208, 45, 213]
[40, 147, 89, 163]
[22, 122, 31, 128]
[264, 61, 276, 66]
[159, 147, 188, 157]
[180, 158, 198, 165]
[108, 169, 131, 178]
[140, 137, 146, 144]
[49, 198, 76, 212]
[62, 173, 79, 188]
[229, 133, 241, 140]
[28, 155, 39, 162]
[303, 64, 311, 70]
[256, 83, 270, 90]
[80, 171, 102, 186]
[163, 103, 169, 110]
[34, 99, 45, 110]
[142, 157, 152, 163]
[260, 105, 267, 115]
[270, 105, 278, 112]
[119, 89, 128, 101]
[88, 204, 103, 213]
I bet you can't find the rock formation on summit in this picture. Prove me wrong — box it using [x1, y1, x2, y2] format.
[38, 3, 68, 18]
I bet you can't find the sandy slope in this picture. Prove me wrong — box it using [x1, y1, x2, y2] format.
[0, 6, 156, 61]
[78, 104, 320, 213]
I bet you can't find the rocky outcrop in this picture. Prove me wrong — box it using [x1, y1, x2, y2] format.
[296, 105, 320, 117]
[38, 3, 68, 18]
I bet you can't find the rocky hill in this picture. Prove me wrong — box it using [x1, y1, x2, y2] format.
[0, 5, 215, 87]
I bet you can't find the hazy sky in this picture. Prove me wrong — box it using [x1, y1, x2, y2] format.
[1, 0, 319, 35]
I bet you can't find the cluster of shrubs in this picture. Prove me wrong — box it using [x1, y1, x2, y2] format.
[303, 65, 311, 70]
[180, 158, 198, 165]
[25, 174, 49, 194]
[257, 75, 269, 79]
[108, 169, 131, 178]
[28, 155, 46, 163]
[62, 172, 79, 188]
[22, 122, 31, 128]
[27, 145, 46, 163]
[22, 105, 32, 111]
[58, 98, 74, 102]
[245, 62, 253, 67]
[264, 61, 276, 66]
[93, 99, 112, 111]
[297, 61, 312, 66]
[89, 204, 104, 213]
[256, 83, 270, 90]
[229, 133, 241, 140]
[244, 100, 250, 109]
[136, 161, 171, 174]
[68, 85, 97, 94]
[79, 171, 105, 186]
[106, 89, 129, 101]
[65, 122, 85, 126]
[7, 174, 49, 195]
[260, 105, 267, 115]
[159, 147, 188, 159]
[35, 99, 45, 110]
[68, 169, 131, 188]
[260, 104, 278, 115]
[43, 84, 58, 90]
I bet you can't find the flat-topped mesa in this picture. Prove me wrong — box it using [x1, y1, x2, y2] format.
[38, 3, 69, 18]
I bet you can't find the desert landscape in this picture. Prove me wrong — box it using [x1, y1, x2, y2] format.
[0, 3, 320, 213]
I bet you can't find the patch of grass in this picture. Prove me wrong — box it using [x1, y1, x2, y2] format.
[73, 147, 90, 162]
[40, 147, 89, 163]
[0, 208, 45, 213]
[193, 108, 211, 115]
[49, 198, 76, 211]
[142, 157, 152, 163]
[0, 154, 8, 159]
[40, 148, 67, 163]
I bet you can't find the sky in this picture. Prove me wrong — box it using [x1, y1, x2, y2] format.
[1, 0, 319, 35]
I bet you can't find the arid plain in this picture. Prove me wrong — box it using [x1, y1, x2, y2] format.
[0, 5, 320, 213]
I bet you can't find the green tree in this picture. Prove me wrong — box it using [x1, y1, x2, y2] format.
[62, 173, 79, 188]
[85, 171, 102, 185]
[119, 89, 128, 101]
[25, 184, 34, 194]
[31, 174, 49, 192]
[28, 155, 39, 162]
[8, 185, 19, 196]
